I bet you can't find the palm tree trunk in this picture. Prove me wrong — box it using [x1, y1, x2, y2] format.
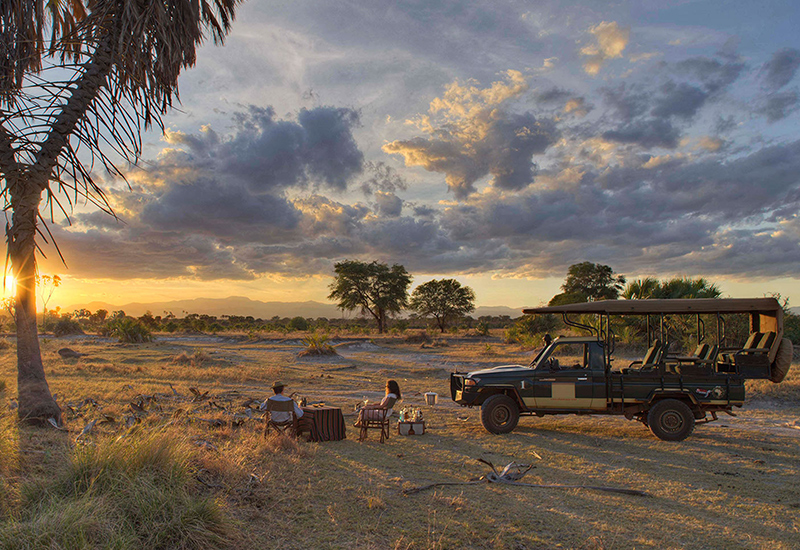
[6, 29, 115, 425]
[10, 186, 60, 424]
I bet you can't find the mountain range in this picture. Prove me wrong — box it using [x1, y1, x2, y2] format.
[63, 296, 524, 319]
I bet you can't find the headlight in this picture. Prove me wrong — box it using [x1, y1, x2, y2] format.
[464, 378, 478, 387]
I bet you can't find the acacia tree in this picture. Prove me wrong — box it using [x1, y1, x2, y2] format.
[409, 278, 475, 333]
[0, 0, 241, 423]
[328, 260, 412, 333]
[549, 262, 626, 305]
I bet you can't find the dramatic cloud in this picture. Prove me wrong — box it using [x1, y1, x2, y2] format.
[580, 21, 629, 75]
[164, 106, 364, 193]
[45, 6, 800, 298]
[761, 48, 800, 90]
[383, 71, 558, 199]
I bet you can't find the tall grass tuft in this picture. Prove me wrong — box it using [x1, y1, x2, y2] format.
[298, 334, 337, 357]
[0, 431, 231, 549]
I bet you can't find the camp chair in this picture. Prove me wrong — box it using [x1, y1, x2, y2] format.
[628, 340, 664, 372]
[263, 398, 298, 438]
[355, 396, 397, 443]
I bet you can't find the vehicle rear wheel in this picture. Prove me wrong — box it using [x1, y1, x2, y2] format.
[770, 338, 793, 383]
[481, 394, 520, 434]
[647, 399, 694, 441]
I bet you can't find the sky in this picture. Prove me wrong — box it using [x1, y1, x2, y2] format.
[29, 0, 800, 311]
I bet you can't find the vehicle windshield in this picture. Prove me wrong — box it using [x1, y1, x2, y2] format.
[534, 342, 589, 371]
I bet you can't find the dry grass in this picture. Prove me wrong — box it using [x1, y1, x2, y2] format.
[0, 334, 798, 549]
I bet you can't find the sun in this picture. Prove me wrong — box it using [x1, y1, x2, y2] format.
[2, 274, 15, 296]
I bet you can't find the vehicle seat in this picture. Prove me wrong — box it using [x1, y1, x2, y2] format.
[628, 340, 663, 371]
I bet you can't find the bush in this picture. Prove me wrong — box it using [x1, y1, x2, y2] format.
[103, 318, 153, 343]
[404, 331, 432, 344]
[53, 318, 85, 337]
[515, 314, 559, 336]
[785, 312, 800, 345]
[475, 321, 490, 337]
[287, 316, 310, 331]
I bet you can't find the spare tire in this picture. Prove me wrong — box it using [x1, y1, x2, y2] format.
[770, 338, 793, 383]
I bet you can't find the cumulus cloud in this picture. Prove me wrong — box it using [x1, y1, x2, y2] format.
[59, 106, 366, 280]
[383, 71, 558, 199]
[580, 21, 629, 75]
[761, 48, 800, 90]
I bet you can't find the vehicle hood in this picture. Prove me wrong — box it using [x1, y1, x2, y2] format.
[467, 365, 530, 377]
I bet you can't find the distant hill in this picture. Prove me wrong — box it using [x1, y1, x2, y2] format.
[63, 296, 525, 319]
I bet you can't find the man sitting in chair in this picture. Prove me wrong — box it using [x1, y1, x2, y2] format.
[262, 381, 310, 437]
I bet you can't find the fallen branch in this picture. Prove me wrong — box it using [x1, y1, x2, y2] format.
[402, 459, 648, 497]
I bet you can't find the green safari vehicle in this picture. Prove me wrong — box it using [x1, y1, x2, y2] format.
[450, 298, 793, 441]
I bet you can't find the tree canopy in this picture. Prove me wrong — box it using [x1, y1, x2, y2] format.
[549, 262, 626, 305]
[409, 279, 476, 333]
[328, 260, 412, 333]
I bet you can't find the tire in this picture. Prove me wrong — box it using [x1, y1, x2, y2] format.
[481, 394, 520, 434]
[770, 338, 793, 383]
[647, 399, 694, 442]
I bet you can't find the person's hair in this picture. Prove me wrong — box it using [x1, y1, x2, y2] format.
[386, 379, 401, 400]
[273, 386, 284, 395]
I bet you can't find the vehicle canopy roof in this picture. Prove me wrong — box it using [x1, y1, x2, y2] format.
[523, 298, 782, 316]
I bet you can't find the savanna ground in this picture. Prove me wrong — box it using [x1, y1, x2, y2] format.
[0, 332, 798, 549]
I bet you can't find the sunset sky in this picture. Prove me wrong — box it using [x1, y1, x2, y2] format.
[29, 0, 800, 311]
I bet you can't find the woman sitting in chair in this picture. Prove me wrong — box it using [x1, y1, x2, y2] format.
[356, 380, 402, 424]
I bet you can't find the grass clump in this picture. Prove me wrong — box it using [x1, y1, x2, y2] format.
[0, 431, 231, 549]
[172, 351, 209, 368]
[298, 334, 337, 357]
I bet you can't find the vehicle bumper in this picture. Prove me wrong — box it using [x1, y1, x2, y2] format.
[450, 372, 480, 405]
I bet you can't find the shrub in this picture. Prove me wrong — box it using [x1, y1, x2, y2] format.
[103, 318, 153, 343]
[162, 320, 178, 333]
[53, 317, 85, 337]
[287, 316, 310, 331]
[405, 331, 432, 344]
[475, 321, 490, 337]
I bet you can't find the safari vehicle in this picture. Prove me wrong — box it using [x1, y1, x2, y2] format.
[450, 298, 793, 441]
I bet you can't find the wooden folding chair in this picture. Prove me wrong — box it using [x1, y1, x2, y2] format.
[355, 396, 396, 443]
[263, 398, 298, 438]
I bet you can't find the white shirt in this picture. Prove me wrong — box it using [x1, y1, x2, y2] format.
[261, 394, 304, 423]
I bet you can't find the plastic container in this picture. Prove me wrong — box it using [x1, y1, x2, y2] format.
[424, 392, 438, 406]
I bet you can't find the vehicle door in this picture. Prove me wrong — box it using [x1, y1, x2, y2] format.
[532, 342, 597, 409]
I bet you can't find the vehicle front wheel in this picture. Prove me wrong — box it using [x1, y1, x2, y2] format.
[481, 394, 520, 434]
[647, 399, 694, 441]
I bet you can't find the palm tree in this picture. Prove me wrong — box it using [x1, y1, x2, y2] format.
[0, 0, 242, 423]
[622, 277, 660, 300]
